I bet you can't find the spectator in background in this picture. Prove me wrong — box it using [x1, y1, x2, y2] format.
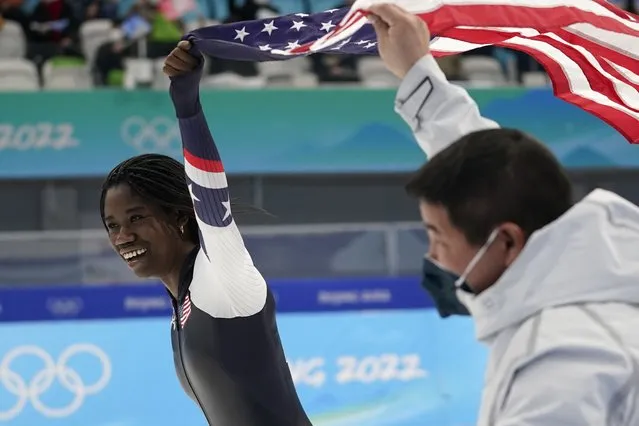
[0, 0, 27, 30]
[138, 0, 185, 58]
[93, 27, 128, 85]
[310, 0, 360, 83]
[25, 0, 83, 75]
[93, 0, 187, 86]
[83, 0, 119, 21]
[227, 0, 278, 21]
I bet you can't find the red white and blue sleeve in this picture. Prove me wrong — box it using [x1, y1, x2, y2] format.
[170, 61, 267, 319]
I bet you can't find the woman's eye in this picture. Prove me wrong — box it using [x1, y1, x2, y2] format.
[130, 215, 144, 222]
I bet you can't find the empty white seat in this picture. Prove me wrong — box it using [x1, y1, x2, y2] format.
[123, 57, 153, 89]
[42, 61, 92, 90]
[461, 56, 507, 85]
[184, 19, 220, 33]
[290, 72, 318, 88]
[357, 56, 389, 76]
[362, 74, 400, 88]
[80, 19, 114, 66]
[357, 57, 397, 84]
[152, 57, 170, 90]
[0, 20, 26, 59]
[522, 71, 550, 87]
[0, 58, 39, 91]
[357, 57, 399, 87]
[201, 72, 267, 88]
[258, 57, 310, 81]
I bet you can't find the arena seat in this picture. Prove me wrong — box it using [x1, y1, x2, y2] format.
[0, 58, 39, 90]
[152, 57, 170, 90]
[522, 71, 550, 87]
[258, 57, 316, 86]
[201, 72, 267, 88]
[42, 59, 93, 90]
[357, 57, 399, 87]
[0, 20, 26, 59]
[460, 56, 507, 86]
[184, 19, 221, 33]
[80, 19, 114, 67]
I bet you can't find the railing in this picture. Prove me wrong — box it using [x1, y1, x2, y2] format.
[0, 222, 427, 286]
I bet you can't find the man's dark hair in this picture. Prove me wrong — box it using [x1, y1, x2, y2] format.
[100, 154, 200, 244]
[405, 128, 573, 245]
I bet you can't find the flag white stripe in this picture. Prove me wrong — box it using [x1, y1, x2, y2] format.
[184, 158, 228, 190]
[438, 26, 639, 108]
[568, 24, 639, 58]
[605, 59, 639, 85]
[346, 0, 639, 30]
[504, 36, 639, 120]
[544, 33, 639, 110]
[430, 37, 489, 52]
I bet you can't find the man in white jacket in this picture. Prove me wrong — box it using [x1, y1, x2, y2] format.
[368, 4, 639, 425]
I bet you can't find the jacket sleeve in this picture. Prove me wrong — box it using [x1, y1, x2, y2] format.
[494, 343, 632, 426]
[175, 99, 267, 319]
[394, 55, 500, 158]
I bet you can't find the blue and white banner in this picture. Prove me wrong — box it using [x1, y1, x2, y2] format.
[0, 312, 485, 425]
[0, 88, 635, 178]
[0, 278, 486, 425]
[0, 277, 431, 322]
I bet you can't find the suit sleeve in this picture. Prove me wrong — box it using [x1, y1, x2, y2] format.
[178, 108, 267, 318]
[394, 55, 500, 158]
[493, 344, 632, 426]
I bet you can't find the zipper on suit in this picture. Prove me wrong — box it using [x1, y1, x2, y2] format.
[173, 300, 211, 424]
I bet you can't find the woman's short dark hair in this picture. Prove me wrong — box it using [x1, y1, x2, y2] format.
[100, 153, 200, 243]
[405, 128, 573, 245]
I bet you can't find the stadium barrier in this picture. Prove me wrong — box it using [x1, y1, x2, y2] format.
[0, 222, 428, 286]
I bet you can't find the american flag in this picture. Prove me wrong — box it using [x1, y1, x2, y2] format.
[180, 294, 193, 327]
[187, 0, 639, 144]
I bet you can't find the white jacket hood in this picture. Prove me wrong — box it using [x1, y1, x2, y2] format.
[463, 189, 639, 342]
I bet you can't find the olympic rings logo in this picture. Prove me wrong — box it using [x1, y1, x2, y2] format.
[0, 344, 111, 420]
[120, 116, 181, 155]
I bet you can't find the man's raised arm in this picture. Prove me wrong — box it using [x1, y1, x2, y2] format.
[369, 3, 499, 158]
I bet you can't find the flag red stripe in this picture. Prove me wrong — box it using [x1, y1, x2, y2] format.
[498, 39, 639, 143]
[530, 34, 637, 112]
[440, 27, 639, 101]
[414, 5, 639, 38]
[183, 148, 225, 173]
[554, 29, 639, 87]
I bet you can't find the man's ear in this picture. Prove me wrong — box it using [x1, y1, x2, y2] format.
[500, 222, 526, 267]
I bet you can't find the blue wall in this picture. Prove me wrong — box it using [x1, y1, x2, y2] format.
[0, 88, 634, 179]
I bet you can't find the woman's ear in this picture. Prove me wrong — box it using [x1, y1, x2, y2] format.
[175, 213, 190, 238]
[177, 214, 189, 228]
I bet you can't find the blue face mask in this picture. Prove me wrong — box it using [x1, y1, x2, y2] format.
[421, 229, 500, 318]
[421, 257, 471, 317]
